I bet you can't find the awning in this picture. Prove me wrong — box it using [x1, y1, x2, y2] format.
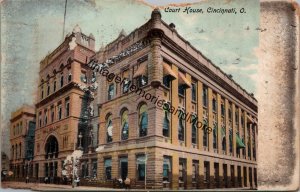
[163, 63, 177, 79]
[178, 71, 191, 88]
[236, 133, 246, 148]
[133, 62, 148, 78]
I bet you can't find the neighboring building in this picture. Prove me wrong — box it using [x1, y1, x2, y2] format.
[92, 9, 257, 190]
[1, 152, 9, 171]
[9, 105, 36, 178]
[33, 25, 95, 182]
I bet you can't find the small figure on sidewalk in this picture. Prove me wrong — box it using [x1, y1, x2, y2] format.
[44, 176, 48, 184]
[124, 177, 131, 189]
[25, 176, 29, 183]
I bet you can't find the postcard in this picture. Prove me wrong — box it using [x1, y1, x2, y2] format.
[1, 0, 299, 191]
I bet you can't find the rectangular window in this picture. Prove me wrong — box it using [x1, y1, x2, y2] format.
[65, 99, 70, 117]
[178, 111, 185, 141]
[108, 84, 114, 100]
[179, 158, 186, 183]
[119, 157, 128, 180]
[203, 119, 208, 147]
[192, 83, 197, 102]
[191, 115, 197, 144]
[137, 76, 148, 88]
[163, 156, 171, 182]
[136, 155, 146, 181]
[223, 164, 228, 187]
[39, 112, 42, 127]
[53, 81, 56, 92]
[92, 159, 97, 178]
[192, 160, 199, 183]
[47, 84, 50, 96]
[163, 75, 171, 88]
[238, 166, 242, 187]
[204, 161, 209, 182]
[212, 98, 217, 112]
[58, 104, 62, 120]
[230, 165, 234, 186]
[51, 106, 54, 122]
[44, 110, 48, 125]
[41, 86, 44, 99]
[178, 84, 185, 96]
[202, 86, 208, 107]
[221, 103, 225, 116]
[163, 105, 170, 137]
[104, 158, 112, 180]
[214, 163, 219, 188]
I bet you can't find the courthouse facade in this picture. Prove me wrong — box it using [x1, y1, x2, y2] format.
[92, 9, 257, 189]
[8, 9, 257, 190]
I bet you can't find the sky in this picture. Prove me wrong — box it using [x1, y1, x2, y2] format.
[0, 0, 259, 157]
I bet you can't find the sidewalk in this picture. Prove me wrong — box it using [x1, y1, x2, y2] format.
[1, 181, 116, 191]
[1, 181, 254, 191]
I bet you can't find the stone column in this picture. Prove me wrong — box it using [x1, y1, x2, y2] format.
[209, 160, 215, 189]
[239, 108, 243, 158]
[225, 99, 230, 155]
[217, 94, 222, 155]
[185, 74, 192, 148]
[186, 157, 193, 189]
[250, 122, 253, 161]
[197, 81, 203, 150]
[232, 104, 237, 157]
[244, 112, 248, 160]
[199, 157, 205, 189]
[218, 161, 224, 188]
[208, 88, 213, 152]
[171, 153, 179, 189]
[171, 65, 179, 146]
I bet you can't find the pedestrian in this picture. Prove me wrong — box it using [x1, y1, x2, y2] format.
[26, 176, 29, 183]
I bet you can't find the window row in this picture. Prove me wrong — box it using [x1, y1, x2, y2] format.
[105, 103, 148, 143]
[104, 155, 146, 181]
[11, 143, 22, 160]
[38, 98, 70, 128]
[12, 121, 23, 136]
[40, 72, 72, 100]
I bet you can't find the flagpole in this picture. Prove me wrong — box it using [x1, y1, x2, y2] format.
[62, 0, 68, 41]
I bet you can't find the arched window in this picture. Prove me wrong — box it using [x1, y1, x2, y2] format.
[60, 74, 64, 87]
[121, 109, 129, 140]
[106, 114, 113, 143]
[68, 71, 72, 83]
[45, 135, 59, 159]
[139, 104, 148, 137]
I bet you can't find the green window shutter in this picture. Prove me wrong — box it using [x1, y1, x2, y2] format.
[236, 133, 246, 148]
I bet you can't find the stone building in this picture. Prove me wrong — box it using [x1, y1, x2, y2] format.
[9, 105, 36, 179]
[33, 25, 96, 182]
[7, 8, 257, 190]
[91, 9, 257, 189]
